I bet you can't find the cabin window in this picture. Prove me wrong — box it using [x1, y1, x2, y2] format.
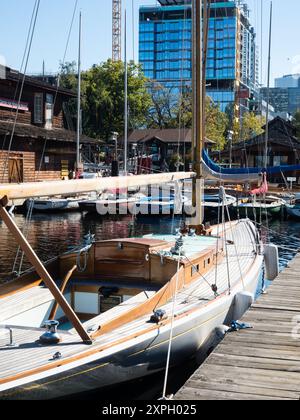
[191, 265, 200, 276]
[74, 292, 100, 315]
[34, 93, 43, 124]
[100, 295, 122, 313]
[45, 94, 53, 129]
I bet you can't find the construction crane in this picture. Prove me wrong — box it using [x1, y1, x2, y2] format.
[112, 0, 122, 61]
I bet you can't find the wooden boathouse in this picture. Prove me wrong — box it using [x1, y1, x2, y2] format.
[0, 65, 99, 183]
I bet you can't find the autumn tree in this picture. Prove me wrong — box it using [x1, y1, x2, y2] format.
[176, 92, 228, 150]
[239, 112, 265, 140]
[205, 97, 229, 150]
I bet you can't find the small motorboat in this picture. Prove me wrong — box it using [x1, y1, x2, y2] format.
[25, 197, 83, 213]
[286, 199, 300, 219]
[234, 195, 284, 219]
[78, 193, 140, 215]
[133, 194, 189, 216]
[203, 194, 236, 215]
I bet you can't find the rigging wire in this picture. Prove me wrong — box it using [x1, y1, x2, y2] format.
[11, 0, 80, 276]
[223, 192, 245, 290]
[222, 193, 232, 294]
[161, 251, 182, 400]
[1, 0, 39, 155]
[1, 0, 41, 182]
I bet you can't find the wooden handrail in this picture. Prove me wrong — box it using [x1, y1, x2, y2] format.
[49, 265, 77, 321]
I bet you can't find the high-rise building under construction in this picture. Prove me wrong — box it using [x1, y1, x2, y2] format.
[139, 0, 259, 116]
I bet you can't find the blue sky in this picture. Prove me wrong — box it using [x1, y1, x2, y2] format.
[0, 0, 299, 86]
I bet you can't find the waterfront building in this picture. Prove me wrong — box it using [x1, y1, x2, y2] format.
[127, 128, 215, 162]
[0, 65, 98, 183]
[213, 116, 300, 183]
[139, 0, 259, 117]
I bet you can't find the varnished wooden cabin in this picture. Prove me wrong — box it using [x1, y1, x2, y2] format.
[0, 65, 99, 183]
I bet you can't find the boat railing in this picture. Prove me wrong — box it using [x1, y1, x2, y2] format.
[0, 325, 17, 348]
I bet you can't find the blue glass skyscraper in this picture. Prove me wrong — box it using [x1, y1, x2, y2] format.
[139, 0, 259, 115]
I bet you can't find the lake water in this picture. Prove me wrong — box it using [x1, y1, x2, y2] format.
[0, 211, 299, 399]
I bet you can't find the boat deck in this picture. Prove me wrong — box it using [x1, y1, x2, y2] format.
[0, 220, 260, 389]
[175, 254, 300, 401]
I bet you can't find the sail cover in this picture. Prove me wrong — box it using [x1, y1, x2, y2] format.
[202, 150, 300, 183]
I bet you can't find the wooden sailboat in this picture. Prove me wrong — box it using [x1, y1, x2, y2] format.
[0, 1, 264, 400]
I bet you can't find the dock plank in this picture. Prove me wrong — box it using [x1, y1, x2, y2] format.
[175, 254, 300, 400]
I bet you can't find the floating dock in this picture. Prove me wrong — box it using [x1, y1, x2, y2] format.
[175, 254, 300, 401]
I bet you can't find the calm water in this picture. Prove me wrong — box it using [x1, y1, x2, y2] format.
[0, 212, 300, 399]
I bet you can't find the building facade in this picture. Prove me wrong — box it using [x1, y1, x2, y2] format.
[261, 87, 300, 116]
[139, 0, 259, 115]
[275, 74, 300, 89]
[213, 117, 300, 183]
[0, 66, 97, 184]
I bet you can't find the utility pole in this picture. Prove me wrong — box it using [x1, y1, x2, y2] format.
[112, 0, 122, 61]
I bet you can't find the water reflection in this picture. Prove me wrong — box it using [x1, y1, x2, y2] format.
[1, 212, 300, 283]
[0, 212, 183, 282]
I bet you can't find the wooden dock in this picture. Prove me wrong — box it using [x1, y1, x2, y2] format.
[175, 254, 300, 401]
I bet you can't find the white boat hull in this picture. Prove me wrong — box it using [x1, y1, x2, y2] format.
[286, 205, 300, 219]
[0, 249, 263, 400]
[26, 199, 80, 212]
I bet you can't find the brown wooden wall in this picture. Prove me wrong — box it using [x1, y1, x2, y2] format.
[0, 151, 35, 183]
[0, 78, 71, 129]
[0, 150, 75, 183]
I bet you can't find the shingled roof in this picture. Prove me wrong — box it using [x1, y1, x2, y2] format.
[1, 66, 75, 98]
[0, 120, 101, 144]
[125, 128, 215, 145]
[230, 116, 300, 151]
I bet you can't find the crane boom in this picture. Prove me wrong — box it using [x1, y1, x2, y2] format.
[112, 0, 122, 61]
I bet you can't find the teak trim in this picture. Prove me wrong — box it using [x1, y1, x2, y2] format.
[49, 265, 77, 321]
[0, 198, 92, 345]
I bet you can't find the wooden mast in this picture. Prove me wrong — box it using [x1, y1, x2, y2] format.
[191, 0, 204, 226]
[124, 9, 128, 174]
[264, 1, 273, 169]
[0, 197, 92, 344]
[76, 12, 82, 173]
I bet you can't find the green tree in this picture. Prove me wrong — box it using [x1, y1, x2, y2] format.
[239, 112, 265, 140]
[58, 61, 78, 91]
[205, 97, 228, 150]
[59, 59, 151, 141]
[176, 92, 228, 150]
[146, 83, 179, 129]
[294, 111, 300, 138]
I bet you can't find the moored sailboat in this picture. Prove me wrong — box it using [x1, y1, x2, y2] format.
[0, 1, 267, 400]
